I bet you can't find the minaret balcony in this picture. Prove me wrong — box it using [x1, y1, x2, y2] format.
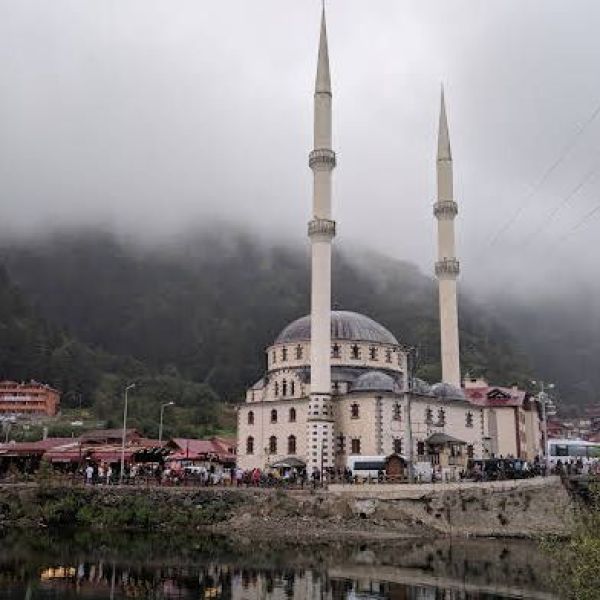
[308, 218, 336, 239]
[433, 201, 458, 219]
[309, 148, 337, 170]
[435, 258, 460, 278]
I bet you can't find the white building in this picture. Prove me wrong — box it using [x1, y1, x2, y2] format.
[236, 9, 542, 474]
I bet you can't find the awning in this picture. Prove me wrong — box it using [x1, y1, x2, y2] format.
[269, 457, 306, 469]
[426, 433, 467, 446]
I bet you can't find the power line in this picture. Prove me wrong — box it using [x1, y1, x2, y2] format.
[521, 163, 600, 248]
[556, 202, 600, 245]
[487, 98, 600, 247]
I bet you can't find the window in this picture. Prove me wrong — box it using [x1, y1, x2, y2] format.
[295, 345, 303, 360]
[351, 403, 360, 419]
[269, 436, 277, 454]
[271, 409, 278, 424]
[282, 379, 288, 396]
[246, 436, 254, 454]
[247, 411, 254, 425]
[425, 408, 433, 425]
[351, 438, 361, 454]
[437, 408, 446, 427]
[369, 346, 378, 360]
[290, 380, 295, 396]
[385, 349, 392, 363]
[466, 411, 474, 428]
[281, 347, 288, 361]
[351, 345, 361, 359]
[272, 351, 276, 364]
[393, 403, 402, 421]
[467, 444, 474, 459]
[289, 407, 296, 423]
[332, 381, 340, 394]
[274, 381, 279, 397]
[331, 344, 340, 358]
[393, 438, 403, 454]
[417, 441, 425, 457]
[337, 434, 346, 452]
[288, 435, 297, 455]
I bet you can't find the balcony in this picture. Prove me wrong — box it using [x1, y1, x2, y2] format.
[308, 218, 336, 239]
[435, 258, 460, 278]
[433, 200, 458, 219]
[309, 148, 336, 170]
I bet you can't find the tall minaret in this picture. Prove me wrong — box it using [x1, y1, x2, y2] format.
[434, 89, 461, 387]
[307, 6, 336, 474]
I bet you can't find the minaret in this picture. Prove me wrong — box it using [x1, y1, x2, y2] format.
[307, 6, 336, 474]
[434, 89, 461, 387]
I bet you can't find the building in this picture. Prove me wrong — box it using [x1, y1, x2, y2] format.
[0, 380, 60, 417]
[236, 9, 542, 474]
[464, 377, 542, 460]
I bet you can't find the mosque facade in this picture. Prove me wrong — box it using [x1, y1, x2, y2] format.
[236, 9, 542, 475]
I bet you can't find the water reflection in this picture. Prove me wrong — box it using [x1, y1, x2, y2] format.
[0, 533, 555, 600]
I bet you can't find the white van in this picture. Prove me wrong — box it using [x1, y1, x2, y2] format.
[346, 455, 387, 480]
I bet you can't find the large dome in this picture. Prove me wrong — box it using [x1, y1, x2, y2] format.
[275, 311, 398, 345]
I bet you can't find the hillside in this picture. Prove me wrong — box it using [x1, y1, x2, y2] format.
[1, 228, 533, 411]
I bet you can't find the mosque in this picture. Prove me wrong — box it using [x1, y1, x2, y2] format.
[236, 9, 543, 476]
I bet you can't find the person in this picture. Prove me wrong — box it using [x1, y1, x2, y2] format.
[85, 464, 94, 485]
[235, 467, 244, 487]
[106, 465, 113, 485]
[98, 464, 105, 484]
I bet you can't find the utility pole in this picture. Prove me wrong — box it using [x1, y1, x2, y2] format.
[158, 401, 175, 443]
[532, 380, 555, 476]
[120, 383, 136, 485]
[405, 347, 417, 483]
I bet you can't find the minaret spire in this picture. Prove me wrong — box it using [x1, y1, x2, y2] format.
[434, 88, 461, 387]
[307, 6, 337, 475]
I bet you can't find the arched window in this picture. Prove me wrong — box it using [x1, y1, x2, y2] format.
[282, 379, 288, 396]
[466, 411, 473, 428]
[281, 347, 288, 361]
[331, 344, 340, 358]
[351, 345, 361, 359]
[385, 348, 392, 363]
[289, 407, 296, 423]
[425, 408, 433, 425]
[246, 436, 254, 454]
[369, 346, 378, 360]
[295, 345, 303, 360]
[290, 380, 295, 396]
[272, 351, 276, 364]
[270, 409, 278, 424]
[269, 436, 277, 454]
[247, 411, 254, 425]
[417, 441, 425, 457]
[437, 408, 446, 427]
[351, 438, 361, 455]
[274, 381, 279, 397]
[393, 403, 402, 421]
[467, 444, 474, 458]
[288, 435, 297, 454]
[351, 403, 360, 419]
[393, 438, 403, 454]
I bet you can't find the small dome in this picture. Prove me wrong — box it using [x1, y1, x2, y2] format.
[411, 378, 432, 395]
[430, 382, 465, 400]
[352, 370, 402, 394]
[275, 311, 398, 345]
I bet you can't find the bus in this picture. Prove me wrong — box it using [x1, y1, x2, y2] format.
[547, 438, 600, 466]
[346, 455, 386, 480]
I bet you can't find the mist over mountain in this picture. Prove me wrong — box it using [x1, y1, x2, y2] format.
[1, 224, 538, 407]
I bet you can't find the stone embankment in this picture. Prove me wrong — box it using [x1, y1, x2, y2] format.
[0, 476, 573, 540]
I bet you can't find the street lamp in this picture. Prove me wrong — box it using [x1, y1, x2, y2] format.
[158, 401, 175, 443]
[120, 383, 136, 484]
[531, 380, 555, 476]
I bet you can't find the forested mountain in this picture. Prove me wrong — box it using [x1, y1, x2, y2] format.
[1, 227, 534, 416]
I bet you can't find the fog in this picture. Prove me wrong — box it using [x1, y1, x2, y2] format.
[1, 0, 600, 301]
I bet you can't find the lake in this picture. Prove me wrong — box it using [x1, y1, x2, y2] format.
[0, 531, 556, 599]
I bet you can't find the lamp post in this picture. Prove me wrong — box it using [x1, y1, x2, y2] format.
[158, 401, 175, 443]
[120, 383, 136, 485]
[532, 380, 555, 476]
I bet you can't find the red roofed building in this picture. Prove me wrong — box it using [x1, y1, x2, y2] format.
[0, 381, 60, 417]
[166, 437, 236, 465]
[464, 377, 542, 460]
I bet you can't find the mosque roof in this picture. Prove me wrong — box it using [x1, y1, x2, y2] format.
[274, 311, 398, 345]
[351, 370, 403, 394]
[430, 382, 466, 400]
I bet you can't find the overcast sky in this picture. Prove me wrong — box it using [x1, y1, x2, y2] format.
[1, 1, 600, 299]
